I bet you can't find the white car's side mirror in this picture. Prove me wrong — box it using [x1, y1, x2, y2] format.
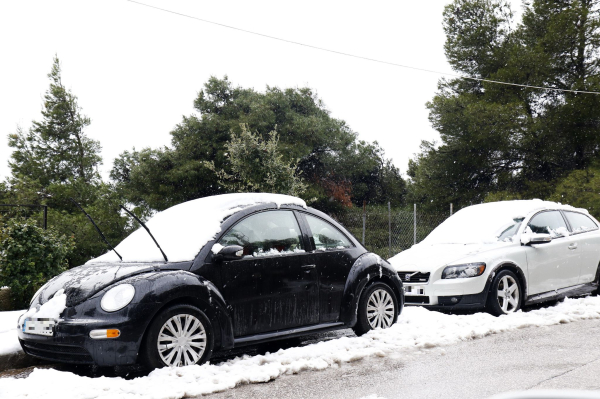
[521, 233, 552, 245]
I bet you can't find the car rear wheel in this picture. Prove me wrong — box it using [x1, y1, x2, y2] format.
[353, 282, 398, 336]
[486, 270, 522, 316]
[141, 304, 214, 369]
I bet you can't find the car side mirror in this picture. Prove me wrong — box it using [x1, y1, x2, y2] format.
[212, 244, 244, 262]
[521, 233, 552, 246]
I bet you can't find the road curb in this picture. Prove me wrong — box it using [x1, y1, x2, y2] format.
[0, 350, 47, 373]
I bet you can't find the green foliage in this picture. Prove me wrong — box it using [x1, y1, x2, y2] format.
[4, 56, 132, 267]
[112, 77, 406, 213]
[409, 0, 600, 211]
[204, 124, 307, 196]
[550, 162, 600, 218]
[0, 219, 74, 308]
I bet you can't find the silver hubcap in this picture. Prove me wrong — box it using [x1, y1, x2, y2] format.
[157, 314, 206, 367]
[497, 275, 520, 313]
[366, 288, 395, 329]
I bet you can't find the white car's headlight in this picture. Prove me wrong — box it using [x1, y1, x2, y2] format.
[101, 284, 135, 312]
[442, 263, 486, 279]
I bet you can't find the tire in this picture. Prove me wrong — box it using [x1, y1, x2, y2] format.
[353, 282, 398, 336]
[486, 270, 522, 316]
[140, 304, 214, 369]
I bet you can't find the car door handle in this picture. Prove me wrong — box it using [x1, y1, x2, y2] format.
[301, 264, 316, 269]
[568, 243, 578, 250]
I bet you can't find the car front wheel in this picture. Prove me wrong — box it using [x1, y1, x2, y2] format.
[353, 282, 398, 336]
[486, 270, 522, 316]
[141, 304, 214, 369]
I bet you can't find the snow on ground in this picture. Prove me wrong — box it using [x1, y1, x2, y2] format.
[0, 310, 24, 356]
[2, 296, 600, 398]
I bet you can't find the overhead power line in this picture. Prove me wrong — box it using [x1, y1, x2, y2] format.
[127, 0, 600, 95]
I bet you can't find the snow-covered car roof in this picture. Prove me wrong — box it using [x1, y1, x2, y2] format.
[422, 199, 587, 245]
[87, 193, 306, 264]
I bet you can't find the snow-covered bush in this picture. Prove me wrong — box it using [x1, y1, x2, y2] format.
[0, 219, 74, 309]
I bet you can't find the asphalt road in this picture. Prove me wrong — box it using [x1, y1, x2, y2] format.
[204, 317, 600, 399]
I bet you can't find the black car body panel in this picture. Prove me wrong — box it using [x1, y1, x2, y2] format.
[19, 202, 403, 366]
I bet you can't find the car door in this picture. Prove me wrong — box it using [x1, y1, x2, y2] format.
[299, 212, 358, 324]
[217, 210, 319, 337]
[524, 210, 580, 295]
[562, 211, 600, 284]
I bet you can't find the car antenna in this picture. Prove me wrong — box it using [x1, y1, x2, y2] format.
[119, 204, 169, 262]
[69, 198, 123, 261]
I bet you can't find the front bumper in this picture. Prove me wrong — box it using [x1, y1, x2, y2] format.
[402, 272, 491, 311]
[17, 300, 155, 367]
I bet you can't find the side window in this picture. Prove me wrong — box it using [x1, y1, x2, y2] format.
[527, 211, 569, 238]
[305, 214, 353, 251]
[564, 212, 598, 234]
[219, 211, 304, 257]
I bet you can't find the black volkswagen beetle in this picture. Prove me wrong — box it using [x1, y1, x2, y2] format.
[18, 193, 403, 369]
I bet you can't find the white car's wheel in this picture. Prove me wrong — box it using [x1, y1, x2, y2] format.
[487, 270, 522, 316]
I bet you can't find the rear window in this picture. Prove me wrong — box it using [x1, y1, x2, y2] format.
[564, 212, 598, 234]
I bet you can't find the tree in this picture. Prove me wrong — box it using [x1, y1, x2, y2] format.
[409, 0, 600, 211]
[113, 76, 406, 212]
[4, 57, 131, 267]
[8, 55, 102, 186]
[204, 124, 306, 196]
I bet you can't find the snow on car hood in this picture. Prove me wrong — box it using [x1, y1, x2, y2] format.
[389, 242, 511, 273]
[34, 262, 191, 307]
[87, 193, 306, 264]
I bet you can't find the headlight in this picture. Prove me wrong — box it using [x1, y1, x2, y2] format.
[101, 284, 135, 312]
[30, 282, 49, 305]
[442, 263, 486, 279]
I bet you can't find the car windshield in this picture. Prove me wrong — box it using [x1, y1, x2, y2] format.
[86, 193, 306, 264]
[421, 200, 562, 245]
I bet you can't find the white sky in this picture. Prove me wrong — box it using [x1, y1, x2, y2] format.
[0, 0, 524, 182]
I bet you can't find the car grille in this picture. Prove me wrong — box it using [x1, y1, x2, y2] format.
[405, 296, 430, 304]
[20, 340, 94, 364]
[397, 271, 430, 283]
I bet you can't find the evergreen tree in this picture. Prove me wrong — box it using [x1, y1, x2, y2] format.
[8, 56, 102, 186]
[410, 0, 600, 211]
[113, 76, 406, 212]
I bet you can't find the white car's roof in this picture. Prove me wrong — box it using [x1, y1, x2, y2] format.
[87, 193, 306, 264]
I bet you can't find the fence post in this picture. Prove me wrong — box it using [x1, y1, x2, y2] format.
[413, 203, 417, 245]
[388, 201, 391, 259]
[362, 200, 366, 245]
[450, 203, 453, 217]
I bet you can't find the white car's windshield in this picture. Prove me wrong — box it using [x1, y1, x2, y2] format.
[422, 200, 575, 245]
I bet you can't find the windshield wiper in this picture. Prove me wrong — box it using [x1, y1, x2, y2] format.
[70, 198, 122, 261]
[119, 205, 168, 263]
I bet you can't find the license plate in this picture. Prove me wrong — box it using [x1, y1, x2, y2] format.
[23, 318, 56, 336]
[404, 286, 426, 296]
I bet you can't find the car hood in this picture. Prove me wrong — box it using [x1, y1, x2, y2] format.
[389, 242, 512, 273]
[36, 262, 192, 307]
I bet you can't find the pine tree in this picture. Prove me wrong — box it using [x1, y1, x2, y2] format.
[8, 56, 101, 186]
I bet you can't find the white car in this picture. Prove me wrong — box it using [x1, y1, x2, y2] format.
[389, 200, 600, 315]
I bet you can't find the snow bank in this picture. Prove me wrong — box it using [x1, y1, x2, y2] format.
[88, 193, 306, 263]
[3, 296, 600, 398]
[0, 310, 24, 356]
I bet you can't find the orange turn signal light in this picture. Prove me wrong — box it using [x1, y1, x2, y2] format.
[89, 329, 121, 339]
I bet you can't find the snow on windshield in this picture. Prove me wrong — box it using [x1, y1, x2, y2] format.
[87, 193, 306, 264]
[422, 200, 579, 245]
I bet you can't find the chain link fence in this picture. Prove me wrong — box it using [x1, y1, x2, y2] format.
[331, 204, 449, 260]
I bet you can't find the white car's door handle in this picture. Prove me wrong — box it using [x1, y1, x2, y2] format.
[568, 243, 578, 250]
